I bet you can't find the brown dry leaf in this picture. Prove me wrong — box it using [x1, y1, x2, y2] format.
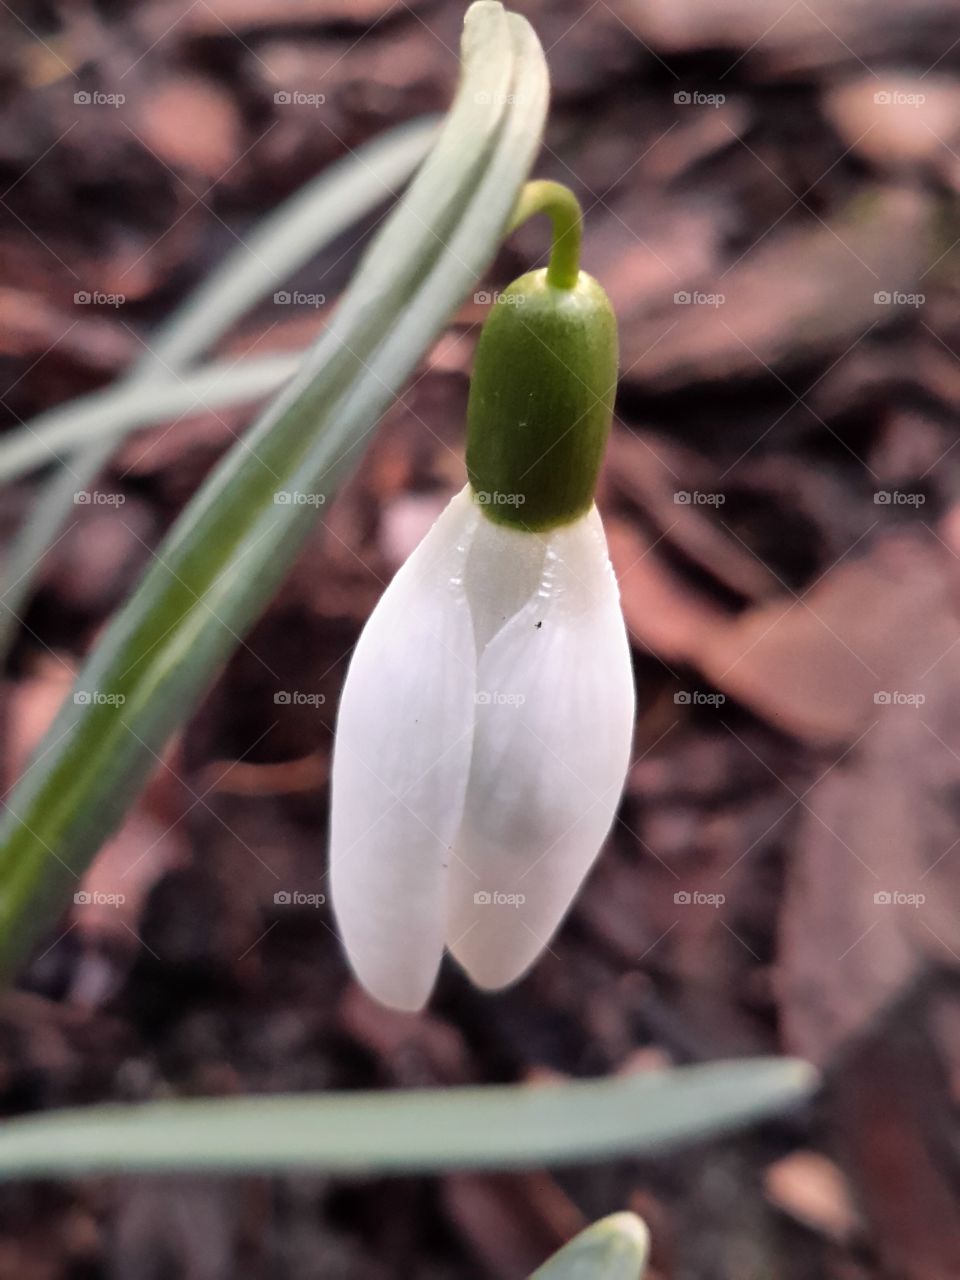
[619, 187, 930, 389]
[827, 979, 960, 1280]
[72, 809, 189, 950]
[826, 74, 960, 177]
[617, 0, 832, 55]
[442, 1173, 584, 1279]
[170, 0, 429, 32]
[607, 431, 783, 601]
[764, 1151, 861, 1243]
[618, 0, 957, 75]
[4, 655, 76, 787]
[778, 652, 960, 1064]
[586, 201, 721, 333]
[339, 985, 471, 1086]
[697, 534, 957, 744]
[0, 287, 137, 369]
[134, 78, 242, 180]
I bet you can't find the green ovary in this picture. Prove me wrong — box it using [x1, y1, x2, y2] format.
[465, 268, 618, 532]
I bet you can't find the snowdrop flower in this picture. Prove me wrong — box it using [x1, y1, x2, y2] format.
[331, 185, 634, 1011]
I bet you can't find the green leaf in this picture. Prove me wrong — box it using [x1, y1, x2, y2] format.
[0, 115, 438, 488]
[530, 1213, 650, 1280]
[0, 117, 437, 657]
[136, 115, 438, 378]
[0, 1058, 814, 1181]
[0, 1, 549, 978]
[0, 354, 298, 486]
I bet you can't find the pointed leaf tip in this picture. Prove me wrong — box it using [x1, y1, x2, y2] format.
[531, 1212, 650, 1279]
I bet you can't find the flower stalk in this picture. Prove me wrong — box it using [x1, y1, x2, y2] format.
[508, 179, 583, 289]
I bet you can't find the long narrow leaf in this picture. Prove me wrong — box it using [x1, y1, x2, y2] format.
[0, 119, 436, 655]
[0, 117, 436, 485]
[0, 1, 549, 978]
[138, 116, 437, 378]
[0, 354, 298, 486]
[0, 1058, 814, 1180]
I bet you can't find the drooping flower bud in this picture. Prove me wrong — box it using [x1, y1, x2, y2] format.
[330, 181, 634, 1011]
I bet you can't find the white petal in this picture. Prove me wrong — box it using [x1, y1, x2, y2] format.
[460, 511, 549, 653]
[446, 506, 634, 989]
[330, 488, 479, 1011]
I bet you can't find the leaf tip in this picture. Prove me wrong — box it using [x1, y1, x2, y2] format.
[532, 1211, 651, 1279]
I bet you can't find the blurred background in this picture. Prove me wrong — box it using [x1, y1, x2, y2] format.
[3, 0, 960, 1276]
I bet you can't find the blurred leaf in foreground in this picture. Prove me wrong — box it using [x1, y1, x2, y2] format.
[0, 1058, 815, 1180]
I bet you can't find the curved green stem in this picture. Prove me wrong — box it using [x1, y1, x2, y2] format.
[508, 179, 582, 289]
